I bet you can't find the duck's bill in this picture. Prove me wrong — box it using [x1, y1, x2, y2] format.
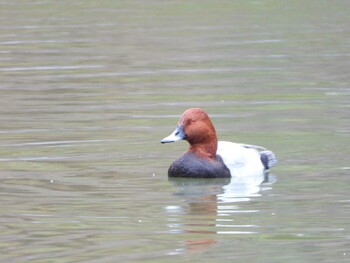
[161, 125, 186, 144]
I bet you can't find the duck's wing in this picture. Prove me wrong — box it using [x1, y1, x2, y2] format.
[239, 143, 267, 151]
[239, 144, 277, 169]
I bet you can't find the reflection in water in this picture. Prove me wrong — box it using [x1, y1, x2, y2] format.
[167, 176, 276, 254]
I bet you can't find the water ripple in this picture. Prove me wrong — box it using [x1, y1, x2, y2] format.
[0, 65, 104, 72]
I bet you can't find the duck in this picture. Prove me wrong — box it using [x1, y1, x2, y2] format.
[161, 108, 277, 183]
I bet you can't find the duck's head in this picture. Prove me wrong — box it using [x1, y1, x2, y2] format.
[161, 108, 218, 159]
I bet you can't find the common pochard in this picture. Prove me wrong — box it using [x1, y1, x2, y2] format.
[161, 108, 277, 183]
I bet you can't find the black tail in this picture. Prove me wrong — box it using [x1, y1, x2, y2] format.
[260, 150, 277, 170]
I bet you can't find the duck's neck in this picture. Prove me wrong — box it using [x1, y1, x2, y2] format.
[188, 138, 218, 160]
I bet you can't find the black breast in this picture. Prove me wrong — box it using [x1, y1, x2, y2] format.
[168, 152, 231, 178]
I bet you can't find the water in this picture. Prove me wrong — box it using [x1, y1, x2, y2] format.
[1, 0, 349, 262]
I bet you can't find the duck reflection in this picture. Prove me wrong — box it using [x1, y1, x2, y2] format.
[166, 175, 275, 255]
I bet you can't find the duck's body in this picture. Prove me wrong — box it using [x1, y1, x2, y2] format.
[168, 152, 231, 178]
[161, 108, 277, 184]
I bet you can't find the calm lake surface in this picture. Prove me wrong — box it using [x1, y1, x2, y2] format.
[1, 1, 349, 262]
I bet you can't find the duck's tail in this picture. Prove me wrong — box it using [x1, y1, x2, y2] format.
[260, 150, 278, 170]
